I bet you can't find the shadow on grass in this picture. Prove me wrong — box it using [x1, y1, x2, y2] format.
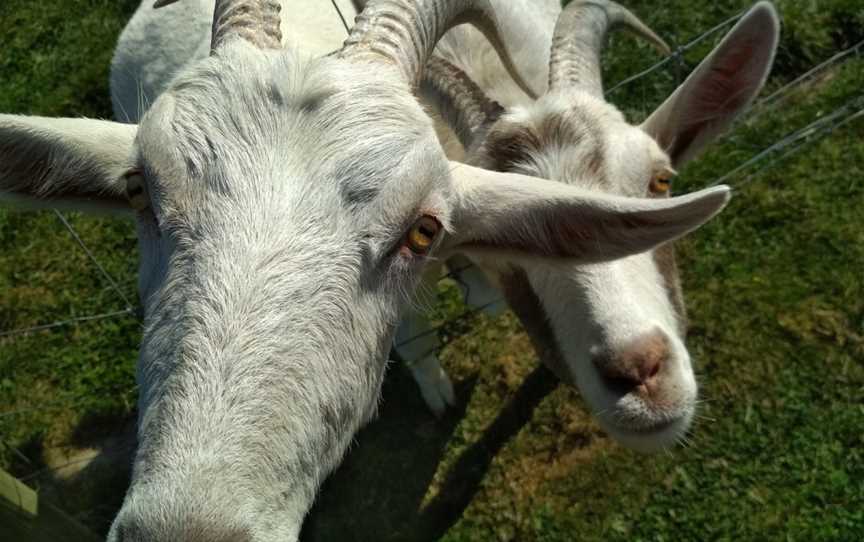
[414, 366, 558, 540]
[4, 411, 135, 537]
[7, 361, 559, 541]
[51, 412, 136, 535]
[302, 365, 559, 542]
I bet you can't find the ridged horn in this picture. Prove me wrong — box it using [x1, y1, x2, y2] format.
[339, 0, 537, 98]
[154, 0, 282, 53]
[548, 0, 670, 96]
[420, 55, 503, 149]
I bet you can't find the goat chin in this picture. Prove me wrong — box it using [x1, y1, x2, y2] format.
[602, 414, 694, 453]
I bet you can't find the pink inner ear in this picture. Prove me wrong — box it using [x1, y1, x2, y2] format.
[663, 33, 774, 165]
[643, 2, 778, 167]
[692, 36, 767, 121]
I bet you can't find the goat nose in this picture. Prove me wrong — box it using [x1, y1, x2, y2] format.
[593, 329, 670, 395]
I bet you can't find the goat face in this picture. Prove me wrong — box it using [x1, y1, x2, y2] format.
[0, 1, 733, 537]
[477, 95, 695, 451]
[112, 48, 452, 541]
[446, 1, 779, 451]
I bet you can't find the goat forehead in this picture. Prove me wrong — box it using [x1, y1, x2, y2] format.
[137, 50, 438, 210]
[484, 107, 608, 189]
[502, 98, 610, 148]
[606, 126, 669, 180]
[489, 98, 668, 195]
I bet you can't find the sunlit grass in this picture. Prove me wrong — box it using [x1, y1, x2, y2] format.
[1, 1, 862, 540]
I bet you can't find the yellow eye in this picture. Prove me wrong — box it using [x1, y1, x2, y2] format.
[405, 215, 441, 254]
[124, 170, 150, 211]
[650, 171, 674, 194]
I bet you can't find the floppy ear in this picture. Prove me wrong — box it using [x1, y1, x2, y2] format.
[641, 1, 779, 167]
[0, 115, 137, 213]
[445, 162, 730, 264]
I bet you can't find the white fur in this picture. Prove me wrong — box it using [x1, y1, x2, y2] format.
[0, 1, 744, 539]
[399, 1, 779, 452]
[111, 0, 359, 122]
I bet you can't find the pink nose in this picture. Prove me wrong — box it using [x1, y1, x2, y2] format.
[593, 329, 670, 395]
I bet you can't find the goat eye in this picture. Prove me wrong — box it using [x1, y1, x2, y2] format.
[404, 215, 441, 255]
[649, 172, 673, 194]
[124, 170, 150, 211]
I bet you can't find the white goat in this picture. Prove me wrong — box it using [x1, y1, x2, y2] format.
[0, 0, 733, 539]
[395, 0, 779, 452]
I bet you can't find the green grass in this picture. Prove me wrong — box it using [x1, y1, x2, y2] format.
[0, 0, 141, 455]
[1, 0, 863, 540]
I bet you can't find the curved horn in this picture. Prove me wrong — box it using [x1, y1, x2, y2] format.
[548, 0, 670, 96]
[154, 0, 282, 52]
[420, 55, 503, 149]
[339, 0, 538, 98]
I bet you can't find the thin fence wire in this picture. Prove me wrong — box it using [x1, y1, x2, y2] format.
[17, 449, 133, 484]
[51, 210, 135, 311]
[399, 296, 504, 353]
[2, 5, 863, 489]
[0, 308, 136, 339]
[0, 396, 90, 419]
[330, 0, 351, 34]
[395, 5, 753, 351]
[710, 95, 864, 188]
[394, 46, 864, 351]
[2, 4, 860, 352]
[0, 439, 33, 466]
[752, 39, 864, 119]
[0, 3, 854, 345]
[392, 96, 864, 350]
[605, 8, 746, 96]
[0, 210, 137, 338]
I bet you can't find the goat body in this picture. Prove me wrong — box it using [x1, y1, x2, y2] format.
[0, 1, 735, 539]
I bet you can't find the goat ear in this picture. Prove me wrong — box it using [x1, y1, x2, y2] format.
[641, 2, 779, 167]
[445, 162, 730, 263]
[0, 115, 137, 214]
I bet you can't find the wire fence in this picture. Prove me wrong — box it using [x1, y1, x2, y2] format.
[1, 3, 864, 497]
[389, 9, 864, 353]
[604, 8, 746, 96]
[393, 88, 864, 352]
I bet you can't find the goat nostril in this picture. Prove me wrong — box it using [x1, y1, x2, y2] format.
[643, 357, 661, 381]
[594, 356, 642, 394]
[603, 373, 642, 395]
[596, 329, 671, 395]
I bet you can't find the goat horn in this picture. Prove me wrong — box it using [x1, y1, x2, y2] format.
[154, 0, 282, 53]
[548, 0, 670, 96]
[339, 0, 538, 99]
[420, 55, 504, 150]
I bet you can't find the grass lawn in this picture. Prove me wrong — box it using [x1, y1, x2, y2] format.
[1, 0, 862, 540]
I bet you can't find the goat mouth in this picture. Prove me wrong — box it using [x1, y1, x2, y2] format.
[603, 412, 688, 438]
[626, 418, 679, 435]
[601, 416, 689, 453]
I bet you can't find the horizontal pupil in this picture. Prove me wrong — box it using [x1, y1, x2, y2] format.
[418, 225, 434, 237]
[127, 186, 143, 196]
